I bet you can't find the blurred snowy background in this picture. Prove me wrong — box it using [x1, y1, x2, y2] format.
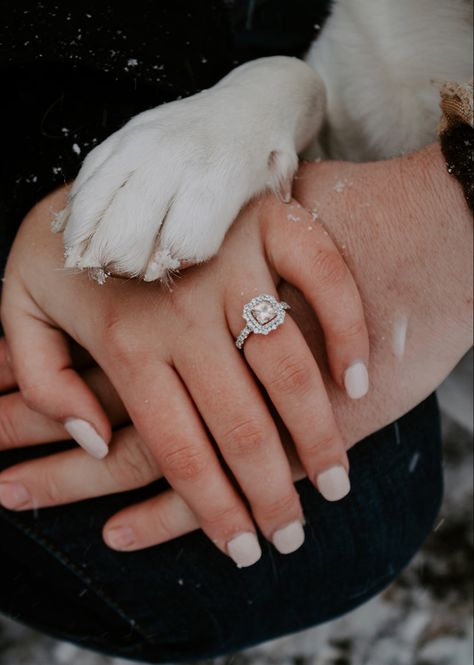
[0, 413, 472, 665]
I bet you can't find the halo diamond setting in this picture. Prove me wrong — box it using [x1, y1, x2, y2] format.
[235, 294, 290, 349]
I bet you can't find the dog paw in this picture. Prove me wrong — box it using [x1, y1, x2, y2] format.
[60, 57, 325, 281]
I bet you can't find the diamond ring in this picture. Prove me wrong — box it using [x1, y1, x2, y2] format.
[235, 294, 290, 350]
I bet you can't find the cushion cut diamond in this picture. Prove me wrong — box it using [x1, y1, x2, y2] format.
[251, 301, 277, 325]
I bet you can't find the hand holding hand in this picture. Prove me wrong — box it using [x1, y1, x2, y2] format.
[1, 145, 472, 561]
[0, 184, 369, 564]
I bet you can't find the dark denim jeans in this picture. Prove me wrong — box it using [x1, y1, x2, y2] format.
[0, 394, 442, 663]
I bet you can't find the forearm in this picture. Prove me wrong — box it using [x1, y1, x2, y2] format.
[284, 143, 472, 450]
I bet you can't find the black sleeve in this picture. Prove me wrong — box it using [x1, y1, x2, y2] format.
[0, 0, 234, 274]
[0, 0, 333, 275]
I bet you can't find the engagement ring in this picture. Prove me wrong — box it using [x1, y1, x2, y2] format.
[235, 294, 290, 350]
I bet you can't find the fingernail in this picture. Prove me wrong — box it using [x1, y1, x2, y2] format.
[227, 532, 262, 568]
[64, 418, 108, 459]
[105, 526, 135, 550]
[272, 520, 305, 554]
[316, 466, 351, 502]
[344, 361, 369, 399]
[0, 482, 31, 510]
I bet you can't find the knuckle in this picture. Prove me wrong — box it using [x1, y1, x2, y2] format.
[201, 502, 243, 529]
[305, 431, 341, 459]
[100, 310, 158, 371]
[101, 313, 134, 363]
[160, 444, 209, 482]
[40, 469, 63, 506]
[268, 354, 312, 395]
[108, 431, 158, 487]
[335, 318, 367, 342]
[313, 249, 348, 289]
[257, 491, 298, 522]
[21, 385, 47, 413]
[149, 504, 179, 542]
[0, 405, 20, 448]
[221, 419, 266, 458]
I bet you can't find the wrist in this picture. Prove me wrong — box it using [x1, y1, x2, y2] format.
[395, 144, 473, 341]
[287, 146, 472, 445]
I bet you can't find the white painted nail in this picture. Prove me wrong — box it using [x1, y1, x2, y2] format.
[317, 466, 351, 502]
[344, 361, 369, 399]
[63, 418, 109, 459]
[227, 532, 262, 568]
[272, 521, 305, 554]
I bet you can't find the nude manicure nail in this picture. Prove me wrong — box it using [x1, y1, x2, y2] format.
[105, 526, 135, 550]
[0, 482, 31, 510]
[316, 466, 351, 502]
[344, 361, 369, 399]
[272, 520, 305, 554]
[64, 418, 108, 459]
[227, 533, 262, 568]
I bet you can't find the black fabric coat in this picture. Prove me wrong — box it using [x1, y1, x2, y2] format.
[0, 0, 331, 276]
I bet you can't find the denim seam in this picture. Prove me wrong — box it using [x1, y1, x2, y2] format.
[0, 507, 154, 642]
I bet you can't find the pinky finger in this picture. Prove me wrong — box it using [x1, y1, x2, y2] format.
[103, 491, 198, 552]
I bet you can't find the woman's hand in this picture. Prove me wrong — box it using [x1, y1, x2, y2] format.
[0, 342, 308, 548]
[0, 185, 369, 565]
[0, 144, 472, 557]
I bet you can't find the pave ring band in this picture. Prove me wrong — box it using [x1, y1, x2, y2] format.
[235, 294, 290, 350]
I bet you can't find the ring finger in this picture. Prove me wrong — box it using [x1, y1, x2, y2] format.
[226, 286, 350, 503]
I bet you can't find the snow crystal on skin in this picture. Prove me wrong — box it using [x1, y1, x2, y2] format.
[334, 178, 352, 193]
[89, 268, 110, 285]
[392, 313, 409, 360]
[288, 214, 301, 222]
[51, 209, 67, 234]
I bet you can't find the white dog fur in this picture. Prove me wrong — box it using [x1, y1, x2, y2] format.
[57, 0, 472, 283]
